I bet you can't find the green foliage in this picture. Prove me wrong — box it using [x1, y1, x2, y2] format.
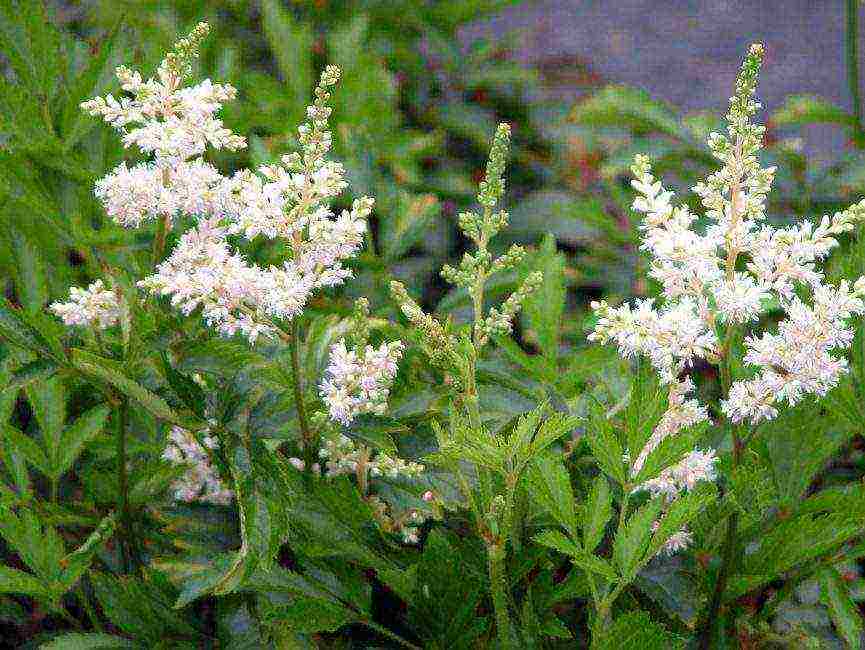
[1, 3, 865, 648]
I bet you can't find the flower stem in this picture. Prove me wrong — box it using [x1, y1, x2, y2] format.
[698, 425, 742, 649]
[115, 399, 133, 573]
[487, 541, 516, 648]
[286, 319, 315, 477]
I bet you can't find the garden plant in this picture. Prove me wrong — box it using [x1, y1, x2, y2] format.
[3, 3, 865, 649]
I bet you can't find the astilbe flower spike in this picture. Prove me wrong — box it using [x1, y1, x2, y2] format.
[50, 280, 120, 330]
[589, 43, 865, 554]
[81, 24, 373, 343]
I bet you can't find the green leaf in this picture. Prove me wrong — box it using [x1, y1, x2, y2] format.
[819, 567, 863, 649]
[210, 443, 289, 599]
[522, 234, 565, 362]
[40, 633, 133, 649]
[4, 425, 50, 476]
[0, 0, 62, 103]
[92, 572, 201, 643]
[584, 474, 612, 553]
[56, 405, 110, 477]
[613, 498, 663, 579]
[648, 485, 715, 559]
[264, 597, 354, 634]
[161, 354, 206, 419]
[379, 192, 440, 262]
[622, 358, 667, 460]
[570, 85, 684, 139]
[533, 530, 617, 580]
[59, 513, 116, 590]
[0, 564, 47, 599]
[587, 406, 627, 484]
[772, 94, 855, 129]
[0, 299, 62, 360]
[71, 349, 194, 427]
[524, 454, 577, 536]
[260, 0, 313, 124]
[8, 358, 59, 390]
[60, 23, 123, 148]
[10, 228, 48, 316]
[407, 529, 487, 646]
[595, 610, 684, 650]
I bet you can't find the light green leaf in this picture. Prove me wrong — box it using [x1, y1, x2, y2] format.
[10, 228, 48, 316]
[260, 0, 313, 124]
[380, 192, 440, 262]
[59, 513, 116, 590]
[71, 349, 193, 427]
[595, 610, 684, 650]
[584, 475, 612, 553]
[40, 633, 133, 649]
[0, 564, 47, 599]
[522, 234, 565, 362]
[819, 567, 863, 649]
[525, 454, 577, 536]
[570, 85, 684, 138]
[0, 299, 62, 360]
[56, 405, 110, 477]
[772, 94, 855, 129]
[613, 498, 663, 579]
[533, 530, 617, 580]
[264, 597, 355, 634]
[4, 425, 50, 477]
[60, 23, 123, 149]
[587, 407, 627, 484]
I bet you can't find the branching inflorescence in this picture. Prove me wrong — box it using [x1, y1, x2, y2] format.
[589, 43, 865, 553]
[79, 24, 372, 343]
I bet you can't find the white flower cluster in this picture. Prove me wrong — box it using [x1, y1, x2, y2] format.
[652, 520, 693, 556]
[626, 379, 717, 556]
[161, 426, 232, 505]
[318, 434, 424, 480]
[588, 44, 865, 554]
[50, 280, 120, 330]
[590, 43, 865, 430]
[82, 23, 244, 228]
[83, 25, 373, 342]
[319, 340, 405, 426]
[722, 279, 865, 423]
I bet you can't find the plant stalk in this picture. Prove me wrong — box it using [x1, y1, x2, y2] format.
[698, 426, 742, 649]
[115, 399, 133, 573]
[487, 541, 516, 648]
[286, 319, 315, 477]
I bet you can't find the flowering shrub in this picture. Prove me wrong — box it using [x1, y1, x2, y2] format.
[3, 10, 865, 650]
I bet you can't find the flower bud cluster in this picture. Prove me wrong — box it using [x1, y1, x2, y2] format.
[367, 495, 429, 545]
[318, 434, 424, 480]
[390, 281, 459, 372]
[319, 339, 405, 426]
[50, 280, 120, 330]
[317, 434, 427, 543]
[161, 426, 232, 505]
[480, 270, 543, 341]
